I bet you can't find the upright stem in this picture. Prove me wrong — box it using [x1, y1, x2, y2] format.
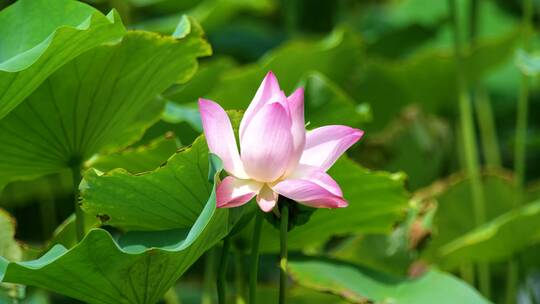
[279, 203, 289, 304]
[474, 88, 502, 167]
[449, 0, 487, 225]
[234, 248, 245, 304]
[202, 249, 216, 304]
[506, 1, 534, 303]
[218, 237, 231, 304]
[469, 0, 502, 168]
[477, 264, 491, 299]
[505, 259, 519, 304]
[249, 211, 263, 304]
[515, 0, 534, 199]
[515, 76, 529, 198]
[469, 0, 479, 43]
[71, 165, 84, 242]
[448, 0, 490, 296]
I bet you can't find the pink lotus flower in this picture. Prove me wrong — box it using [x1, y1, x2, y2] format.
[199, 72, 364, 212]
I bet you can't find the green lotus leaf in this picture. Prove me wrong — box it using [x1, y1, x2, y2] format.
[89, 135, 179, 174]
[436, 199, 540, 269]
[254, 156, 408, 253]
[419, 172, 536, 269]
[0, 148, 237, 304]
[0, 0, 126, 119]
[48, 212, 100, 250]
[300, 72, 370, 128]
[82, 112, 243, 232]
[81, 136, 213, 231]
[288, 258, 490, 304]
[0, 17, 211, 188]
[133, 0, 275, 34]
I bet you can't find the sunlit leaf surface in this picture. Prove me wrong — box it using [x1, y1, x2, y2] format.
[0, 0, 125, 119]
[0, 147, 236, 304]
[0, 18, 210, 188]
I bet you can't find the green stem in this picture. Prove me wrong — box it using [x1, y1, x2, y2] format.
[249, 211, 263, 304]
[71, 165, 84, 242]
[202, 249, 216, 304]
[478, 263, 491, 298]
[469, 0, 501, 167]
[515, 71, 530, 199]
[279, 203, 289, 304]
[474, 88, 502, 167]
[506, 0, 534, 302]
[469, 0, 479, 43]
[218, 237, 231, 304]
[468, 0, 502, 168]
[234, 248, 245, 304]
[515, 0, 533, 198]
[448, 0, 486, 224]
[448, 0, 489, 297]
[505, 258, 519, 304]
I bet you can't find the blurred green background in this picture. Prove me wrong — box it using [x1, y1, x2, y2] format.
[76, 0, 540, 188]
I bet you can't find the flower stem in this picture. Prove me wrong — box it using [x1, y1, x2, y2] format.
[249, 211, 263, 304]
[71, 165, 84, 242]
[448, 0, 490, 297]
[505, 258, 519, 304]
[202, 249, 216, 304]
[279, 202, 289, 304]
[218, 237, 231, 304]
[234, 248, 245, 304]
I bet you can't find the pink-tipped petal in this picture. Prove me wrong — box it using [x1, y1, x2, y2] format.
[289, 164, 343, 196]
[240, 71, 286, 140]
[300, 126, 364, 171]
[199, 99, 248, 179]
[272, 179, 348, 209]
[216, 176, 263, 208]
[284, 88, 306, 177]
[256, 185, 278, 212]
[241, 102, 294, 182]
